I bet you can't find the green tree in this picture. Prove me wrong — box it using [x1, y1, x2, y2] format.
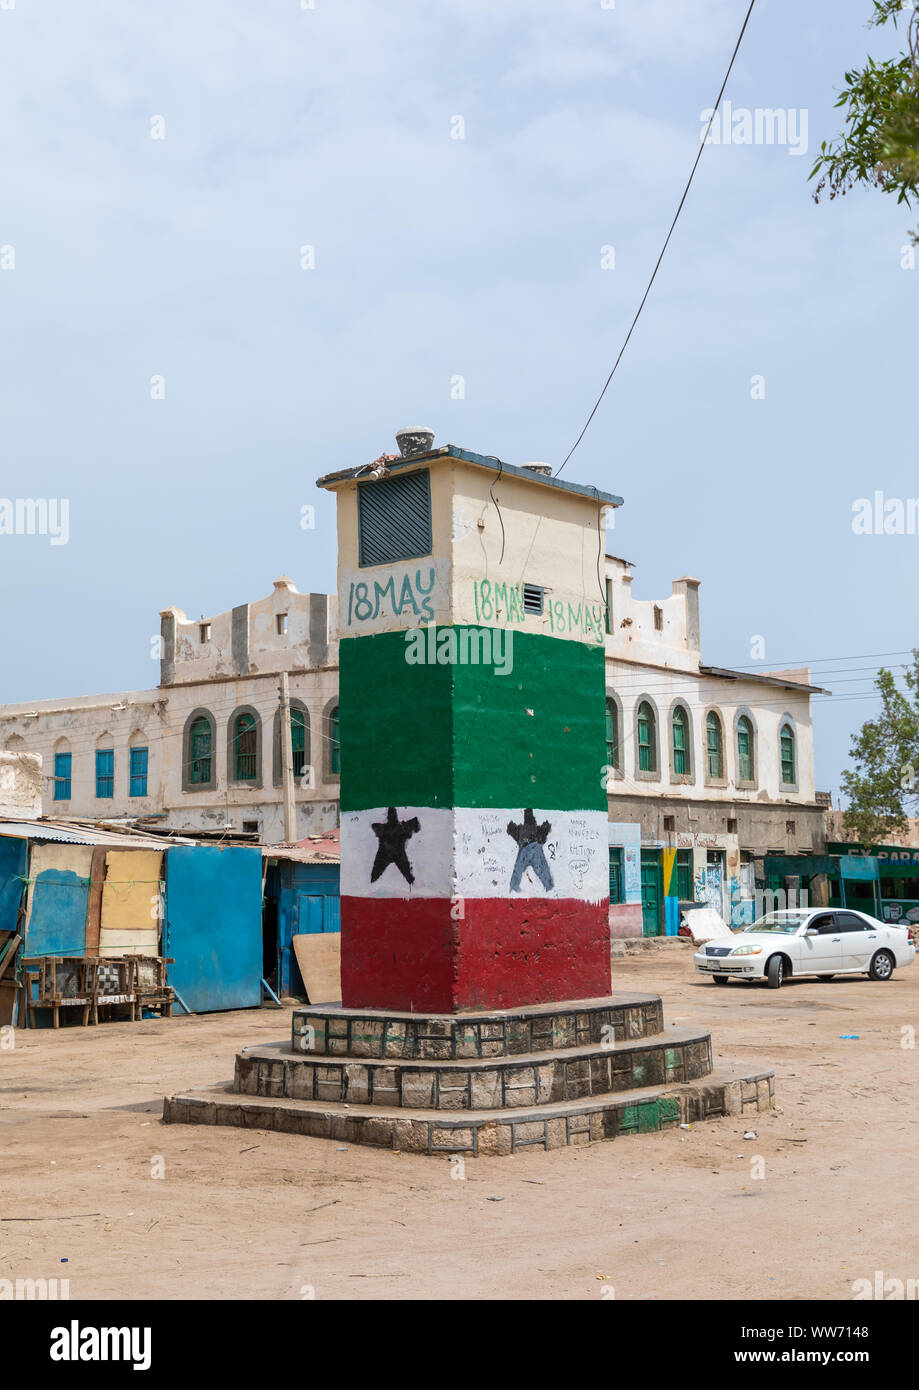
[810, 1, 919, 243]
[841, 651, 919, 845]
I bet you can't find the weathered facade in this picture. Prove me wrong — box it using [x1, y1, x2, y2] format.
[0, 578, 340, 844]
[603, 555, 825, 934]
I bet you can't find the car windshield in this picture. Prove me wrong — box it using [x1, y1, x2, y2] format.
[744, 913, 811, 934]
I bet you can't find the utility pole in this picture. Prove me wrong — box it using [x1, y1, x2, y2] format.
[279, 672, 296, 843]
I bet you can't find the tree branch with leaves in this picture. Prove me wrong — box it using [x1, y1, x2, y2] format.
[811, 1, 919, 243]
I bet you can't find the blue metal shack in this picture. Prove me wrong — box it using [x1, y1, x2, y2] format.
[164, 843, 264, 1013]
[263, 833, 340, 998]
[0, 821, 267, 1019]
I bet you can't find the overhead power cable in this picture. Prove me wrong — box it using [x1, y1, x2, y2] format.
[556, 0, 757, 475]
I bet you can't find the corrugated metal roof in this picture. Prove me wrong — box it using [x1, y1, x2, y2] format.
[698, 665, 829, 696]
[263, 830, 340, 864]
[0, 817, 193, 850]
[317, 445, 624, 509]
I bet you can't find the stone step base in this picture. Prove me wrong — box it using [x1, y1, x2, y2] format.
[610, 936, 693, 957]
[237, 1026, 713, 1110]
[163, 1069, 774, 1156]
[290, 992, 665, 1061]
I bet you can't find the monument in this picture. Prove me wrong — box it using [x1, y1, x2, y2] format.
[165, 435, 774, 1154]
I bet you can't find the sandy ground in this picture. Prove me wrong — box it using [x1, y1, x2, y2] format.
[2, 945, 917, 1302]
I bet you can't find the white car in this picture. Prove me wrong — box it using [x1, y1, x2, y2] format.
[694, 908, 916, 989]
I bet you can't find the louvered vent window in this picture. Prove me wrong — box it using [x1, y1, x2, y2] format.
[358, 469, 432, 567]
[523, 583, 544, 614]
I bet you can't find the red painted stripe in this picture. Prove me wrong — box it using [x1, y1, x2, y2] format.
[340, 896, 611, 1014]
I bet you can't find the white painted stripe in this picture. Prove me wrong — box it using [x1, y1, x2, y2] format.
[340, 806, 453, 899]
[341, 806, 608, 902]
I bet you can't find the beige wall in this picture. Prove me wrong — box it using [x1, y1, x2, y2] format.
[331, 455, 609, 644]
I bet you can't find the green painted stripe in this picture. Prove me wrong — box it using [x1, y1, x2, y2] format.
[339, 626, 607, 813]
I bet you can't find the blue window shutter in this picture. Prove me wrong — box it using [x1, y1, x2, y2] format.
[95, 749, 114, 799]
[129, 747, 149, 798]
[358, 469, 432, 567]
[54, 753, 72, 801]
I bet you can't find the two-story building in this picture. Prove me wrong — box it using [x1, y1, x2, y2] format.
[0, 577, 340, 845]
[603, 555, 825, 934]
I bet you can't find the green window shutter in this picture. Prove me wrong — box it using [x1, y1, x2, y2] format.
[737, 717, 753, 781]
[608, 848, 624, 904]
[781, 727, 796, 784]
[329, 705, 341, 774]
[676, 849, 693, 900]
[706, 712, 723, 778]
[190, 717, 212, 785]
[358, 469, 432, 567]
[290, 707, 307, 779]
[637, 702, 655, 772]
[605, 697, 618, 769]
[235, 713, 258, 781]
[672, 707, 687, 775]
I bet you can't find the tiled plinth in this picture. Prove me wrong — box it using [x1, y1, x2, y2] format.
[163, 992, 775, 1155]
[163, 1071, 775, 1155]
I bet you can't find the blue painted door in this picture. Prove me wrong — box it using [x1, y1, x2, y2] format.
[296, 895, 324, 935]
[0, 837, 27, 935]
[164, 846, 262, 1013]
[295, 892, 341, 935]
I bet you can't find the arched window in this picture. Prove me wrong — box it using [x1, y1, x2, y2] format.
[328, 704, 340, 777]
[273, 701, 311, 787]
[95, 736, 114, 799]
[189, 716, 212, 785]
[290, 706, 307, 779]
[780, 723, 796, 785]
[129, 734, 149, 798]
[233, 711, 258, 782]
[737, 715, 754, 782]
[706, 711, 724, 779]
[605, 697, 619, 770]
[671, 706, 688, 776]
[53, 739, 72, 802]
[637, 701, 656, 773]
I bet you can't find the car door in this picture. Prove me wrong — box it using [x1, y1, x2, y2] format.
[797, 912, 842, 973]
[835, 911, 880, 972]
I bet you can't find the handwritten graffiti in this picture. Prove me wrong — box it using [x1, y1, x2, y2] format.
[348, 567, 437, 626]
[472, 580, 605, 643]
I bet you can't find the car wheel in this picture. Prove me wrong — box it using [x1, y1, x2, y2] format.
[869, 950, 895, 981]
[766, 955, 784, 989]
[713, 975, 729, 986]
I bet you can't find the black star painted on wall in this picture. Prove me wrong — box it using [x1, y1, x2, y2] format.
[370, 806, 420, 885]
[506, 808, 554, 893]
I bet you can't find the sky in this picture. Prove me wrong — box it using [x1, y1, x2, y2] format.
[0, 0, 915, 804]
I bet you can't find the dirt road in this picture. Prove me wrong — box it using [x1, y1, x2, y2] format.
[2, 946, 917, 1300]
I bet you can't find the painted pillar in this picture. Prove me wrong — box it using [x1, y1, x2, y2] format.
[319, 446, 621, 1013]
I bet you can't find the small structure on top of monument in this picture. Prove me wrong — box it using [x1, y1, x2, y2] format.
[164, 435, 775, 1156]
[323, 433, 621, 1014]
